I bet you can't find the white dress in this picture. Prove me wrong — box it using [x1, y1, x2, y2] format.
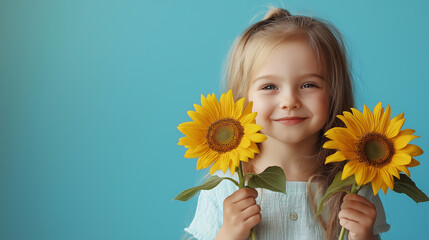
[185, 170, 390, 240]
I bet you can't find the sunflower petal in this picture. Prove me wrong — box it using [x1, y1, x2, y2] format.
[201, 94, 216, 120]
[371, 173, 382, 195]
[385, 118, 405, 139]
[393, 134, 420, 149]
[363, 104, 375, 132]
[354, 164, 366, 185]
[407, 158, 420, 168]
[325, 127, 357, 141]
[390, 112, 405, 125]
[223, 90, 234, 117]
[242, 101, 253, 116]
[387, 165, 400, 179]
[197, 151, 218, 169]
[397, 144, 423, 157]
[391, 153, 412, 165]
[244, 124, 263, 134]
[240, 112, 257, 125]
[184, 145, 209, 158]
[383, 169, 395, 191]
[350, 108, 368, 130]
[210, 156, 223, 174]
[343, 111, 365, 135]
[373, 102, 383, 123]
[395, 164, 411, 176]
[242, 147, 255, 159]
[337, 114, 362, 136]
[187, 111, 209, 125]
[248, 142, 260, 154]
[325, 151, 347, 163]
[234, 98, 245, 119]
[323, 140, 354, 152]
[392, 129, 416, 141]
[178, 136, 205, 147]
[248, 133, 267, 143]
[209, 93, 221, 120]
[239, 136, 251, 148]
[342, 162, 356, 180]
[376, 104, 391, 133]
[229, 150, 240, 173]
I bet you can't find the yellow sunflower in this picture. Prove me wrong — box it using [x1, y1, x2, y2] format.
[324, 102, 423, 195]
[178, 90, 266, 175]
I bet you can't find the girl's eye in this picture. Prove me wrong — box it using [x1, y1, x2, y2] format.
[301, 83, 317, 89]
[261, 84, 278, 90]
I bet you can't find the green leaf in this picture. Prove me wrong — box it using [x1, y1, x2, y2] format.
[316, 171, 356, 216]
[174, 175, 238, 201]
[247, 166, 286, 193]
[393, 173, 429, 203]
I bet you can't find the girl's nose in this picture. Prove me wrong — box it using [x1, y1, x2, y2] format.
[279, 91, 300, 110]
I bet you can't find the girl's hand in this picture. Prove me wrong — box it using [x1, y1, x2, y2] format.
[338, 193, 377, 240]
[215, 188, 261, 240]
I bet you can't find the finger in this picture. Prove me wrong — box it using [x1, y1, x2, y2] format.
[235, 196, 257, 211]
[338, 208, 375, 227]
[338, 208, 369, 223]
[339, 216, 362, 233]
[341, 199, 376, 217]
[343, 194, 373, 207]
[242, 204, 261, 220]
[228, 188, 258, 204]
[244, 212, 262, 229]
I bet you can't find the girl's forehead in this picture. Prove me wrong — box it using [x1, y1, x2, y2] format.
[251, 39, 322, 79]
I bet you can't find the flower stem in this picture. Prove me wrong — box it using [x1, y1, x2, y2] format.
[251, 229, 256, 240]
[338, 183, 361, 240]
[338, 227, 346, 240]
[238, 162, 245, 189]
[238, 162, 257, 240]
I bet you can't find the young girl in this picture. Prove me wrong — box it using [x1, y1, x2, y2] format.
[185, 8, 390, 240]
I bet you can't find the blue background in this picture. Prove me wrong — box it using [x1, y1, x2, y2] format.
[1, 0, 428, 239]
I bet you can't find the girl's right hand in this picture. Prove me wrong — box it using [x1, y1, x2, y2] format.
[215, 188, 261, 240]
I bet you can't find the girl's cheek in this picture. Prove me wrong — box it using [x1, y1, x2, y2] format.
[252, 102, 267, 123]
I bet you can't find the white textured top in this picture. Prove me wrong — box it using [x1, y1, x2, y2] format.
[185, 171, 390, 240]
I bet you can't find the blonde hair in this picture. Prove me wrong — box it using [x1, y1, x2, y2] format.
[222, 8, 354, 240]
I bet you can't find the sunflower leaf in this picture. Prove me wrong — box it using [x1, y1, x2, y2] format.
[316, 171, 356, 216]
[393, 173, 429, 203]
[246, 166, 286, 193]
[174, 175, 238, 201]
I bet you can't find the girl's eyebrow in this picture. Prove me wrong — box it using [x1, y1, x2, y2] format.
[253, 73, 324, 83]
[298, 73, 324, 81]
[252, 74, 282, 83]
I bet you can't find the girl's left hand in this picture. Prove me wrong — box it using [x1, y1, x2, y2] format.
[338, 193, 377, 240]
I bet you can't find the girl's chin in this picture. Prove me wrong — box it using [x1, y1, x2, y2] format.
[263, 132, 320, 146]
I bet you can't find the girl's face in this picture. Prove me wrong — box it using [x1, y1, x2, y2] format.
[247, 40, 330, 146]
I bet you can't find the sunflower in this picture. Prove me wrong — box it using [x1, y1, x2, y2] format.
[323, 102, 423, 195]
[178, 90, 266, 175]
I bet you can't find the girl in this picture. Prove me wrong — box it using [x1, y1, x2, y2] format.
[185, 8, 390, 240]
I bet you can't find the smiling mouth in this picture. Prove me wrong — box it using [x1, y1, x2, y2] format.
[274, 117, 307, 126]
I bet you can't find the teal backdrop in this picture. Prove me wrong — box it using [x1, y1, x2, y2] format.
[1, 0, 428, 239]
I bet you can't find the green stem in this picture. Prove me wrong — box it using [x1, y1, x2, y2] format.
[238, 162, 257, 240]
[222, 177, 240, 188]
[250, 228, 256, 240]
[338, 183, 361, 240]
[338, 227, 346, 240]
[238, 162, 245, 189]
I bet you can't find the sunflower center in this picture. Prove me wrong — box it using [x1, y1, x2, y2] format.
[206, 118, 244, 153]
[355, 132, 394, 167]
